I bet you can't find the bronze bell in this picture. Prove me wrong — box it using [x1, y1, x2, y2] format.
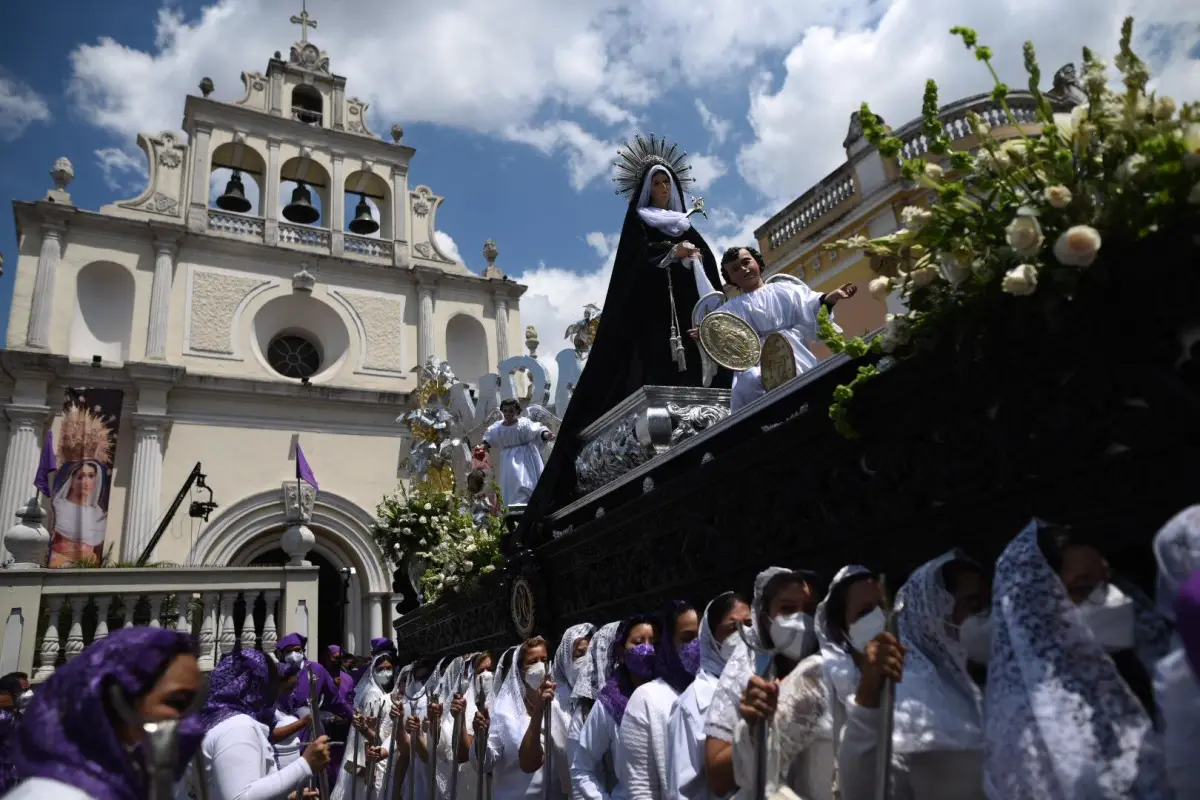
[282, 182, 320, 225]
[215, 170, 252, 213]
[347, 194, 379, 236]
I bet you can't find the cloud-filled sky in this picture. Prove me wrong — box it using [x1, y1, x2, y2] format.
[0, 0, 1195, 382]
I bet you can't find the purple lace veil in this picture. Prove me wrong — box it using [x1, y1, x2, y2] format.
[200, 647, 279, 730]
[13, 626, 203, 800]
[598, 613, 660, 725]
[655, 600, 698, 694]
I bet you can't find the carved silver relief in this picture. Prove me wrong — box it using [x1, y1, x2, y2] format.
[642, 476, 655, 494]
[575, 416, 656, 493]
[667, 403, 730, 446]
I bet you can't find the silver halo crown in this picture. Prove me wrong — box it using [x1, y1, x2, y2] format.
[612, 133, 694, 198]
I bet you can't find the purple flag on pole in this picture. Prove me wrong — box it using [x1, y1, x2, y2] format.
[33, 430, 56, 496]
[295, 443, 319, 492]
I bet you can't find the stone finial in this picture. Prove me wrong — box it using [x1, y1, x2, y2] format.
[6, 497, 50, 569]
[292, 262, 316, 294]
[199, 77, 215, 98]
[46, 157, 75, 205]
[390, 124, 405, 144]
[482, 239, 503, 278]
[525, 325, 539, 357]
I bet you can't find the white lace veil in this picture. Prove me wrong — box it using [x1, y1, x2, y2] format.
[636, 165, 691, 237]
[983, 520, 1167, 799]
[814, 565, 872, 712]
[340, 653, 396, 774]
[1154, 505, 1200, 622]
[552, 623, 596, 691]
[571, 622, 619, 704]
[891, 551, 984, 755]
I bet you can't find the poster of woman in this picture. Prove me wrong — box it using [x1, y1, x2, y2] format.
[47, 389, 123, 568]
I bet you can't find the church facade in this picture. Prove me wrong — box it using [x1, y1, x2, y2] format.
[0, 18, 524, 654]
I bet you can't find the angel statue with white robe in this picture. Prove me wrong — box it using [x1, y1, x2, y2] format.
[691, 245, 857, 412]
[480, 398, 556, 506]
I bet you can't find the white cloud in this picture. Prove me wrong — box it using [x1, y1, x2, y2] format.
[0, 74, 51, 141]
[95, 147, 148, 192]
[688, 153, 728, 192]
[434, 230, 464, 264]
[695, 99, 731, 145]
[62, 0, 882, 191]
[736, 0, 1197, 202]
[585, 231, 620, 259]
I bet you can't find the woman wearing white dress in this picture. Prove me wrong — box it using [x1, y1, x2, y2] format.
[474, 638, 556, 799]
[571, 615, 660, 800]
[271, 661, 311, 769]
[704, 568, 820, 798]
[188, 647, 331, 800]
[838, 552, 991, 800]
[330, 652, 397, 800]
[569, 623, 619, 744]
[667, 592, 750, 800]
[549, 625, 595, 798]
[401, 658, 445, 800]
[622, 602, 700, 800]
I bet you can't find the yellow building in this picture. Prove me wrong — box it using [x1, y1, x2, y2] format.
[756, 74, 1082, 356]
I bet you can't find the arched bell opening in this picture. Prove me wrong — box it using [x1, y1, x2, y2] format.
[280, 156, 330, 228]
[342, 169, 391, 240]
[209, 142, 266, 216]
[291, 84, 324, 127]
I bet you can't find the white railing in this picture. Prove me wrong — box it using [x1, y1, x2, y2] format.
[343, 233, 394, 261]
[279, 222, 331, 251]
[208, 209, 265, 240]
[765, 172, 857, 250]
[1, 566, 318, 682]
[897, 95, 1041, 161]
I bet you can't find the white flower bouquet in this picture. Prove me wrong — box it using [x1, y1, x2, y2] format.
[818, 18, 1198, 437]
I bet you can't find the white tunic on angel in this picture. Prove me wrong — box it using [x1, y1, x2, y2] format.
[483, 418, 550, 506]
[721, 281, 828, 413]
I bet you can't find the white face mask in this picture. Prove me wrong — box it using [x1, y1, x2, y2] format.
[769, 612, 813, 660]
[284, 651, 305, 667]
[16, 690, 32, 713]
[959, 612, 993, 663]
[1079, 583, 1137, 652]
[847, 607, 887, 653]
[568, 654, 588, 684]
[376, 669, 394, 686]
[476, 670, 494, 701]
[719, 632, 741, 662]
[524, 661, 547, 691]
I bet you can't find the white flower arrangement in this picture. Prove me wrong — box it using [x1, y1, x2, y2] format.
[817, 18, 1198, 437]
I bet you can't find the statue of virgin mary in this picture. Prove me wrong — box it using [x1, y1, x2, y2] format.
[521, 135, 731, 517]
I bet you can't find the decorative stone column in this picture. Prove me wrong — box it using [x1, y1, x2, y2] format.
[264, 138, 282, 246]
[25, 222, 65, 349]
[145, 239, 177, 360]
[391, 167, 408, 267]
[280, 480, 317, 566]
[187, 125, 213, 233]
[0, 406, 48, 564]
[494, 294, 511, 360]
[120, 414, 168, 562]
[330, 154, 345, 256]
[368, 594, 384, 640]
[417, 280, 436, 365]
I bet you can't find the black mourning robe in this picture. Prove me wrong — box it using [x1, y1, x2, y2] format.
[519, 166, 730, 533]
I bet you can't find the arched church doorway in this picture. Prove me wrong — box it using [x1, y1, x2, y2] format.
[250, 548, 346, 657]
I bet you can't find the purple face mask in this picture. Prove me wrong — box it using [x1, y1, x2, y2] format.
[624, 643, 657, 681]
[678, 639, 701, 675]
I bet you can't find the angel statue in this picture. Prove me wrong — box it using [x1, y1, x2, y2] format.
[565, 303, 603, 356]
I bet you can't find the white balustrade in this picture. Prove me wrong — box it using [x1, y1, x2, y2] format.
[278, 222, 331, 251]
[343, 233, 394, 261]
[207, 209, 266, 239]
[0, 566, 318, 683]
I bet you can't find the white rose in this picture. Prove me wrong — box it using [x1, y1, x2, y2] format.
[1001, 140, 1028, 164]
[1001, 263, 1038, 296]
[924, 162, 944, 181]
[879, 314, 912, 354]
[939, 255, 971, 287]
[1005, 216, 1044, 257]
[418, 515, 427, 524]
[1116, 153, 1147, 182]
[1053, 225, 1102, 267]
[424, 503, 432, 511]
[481, 565, 496, 575]
[402, 527, 412, 535]
[910, 266, 938, 289]
[974, 119, 991, 138]
[868, 276, 892, 301]
[419, 538, 427, 546]
[463, 560, 474, 572]
[900, 205, 934, 230]
[1154, 97, 1176, 120]
[1044, 185, 1072, 209]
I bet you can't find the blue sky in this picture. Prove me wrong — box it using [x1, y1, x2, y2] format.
[1, 0, 1195, 361]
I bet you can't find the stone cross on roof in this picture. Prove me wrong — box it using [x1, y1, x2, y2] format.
[290, 0, 317, 43]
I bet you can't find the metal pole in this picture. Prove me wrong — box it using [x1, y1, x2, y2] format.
[365, 700, 385, 800]
[541, 682, 553, 800]
[737, 625, 776, 800]
[379, 690, 402, 800]
[426, 711, 440, 800]
[873, 576, 900, 800]
[308, 665, 331, 800]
